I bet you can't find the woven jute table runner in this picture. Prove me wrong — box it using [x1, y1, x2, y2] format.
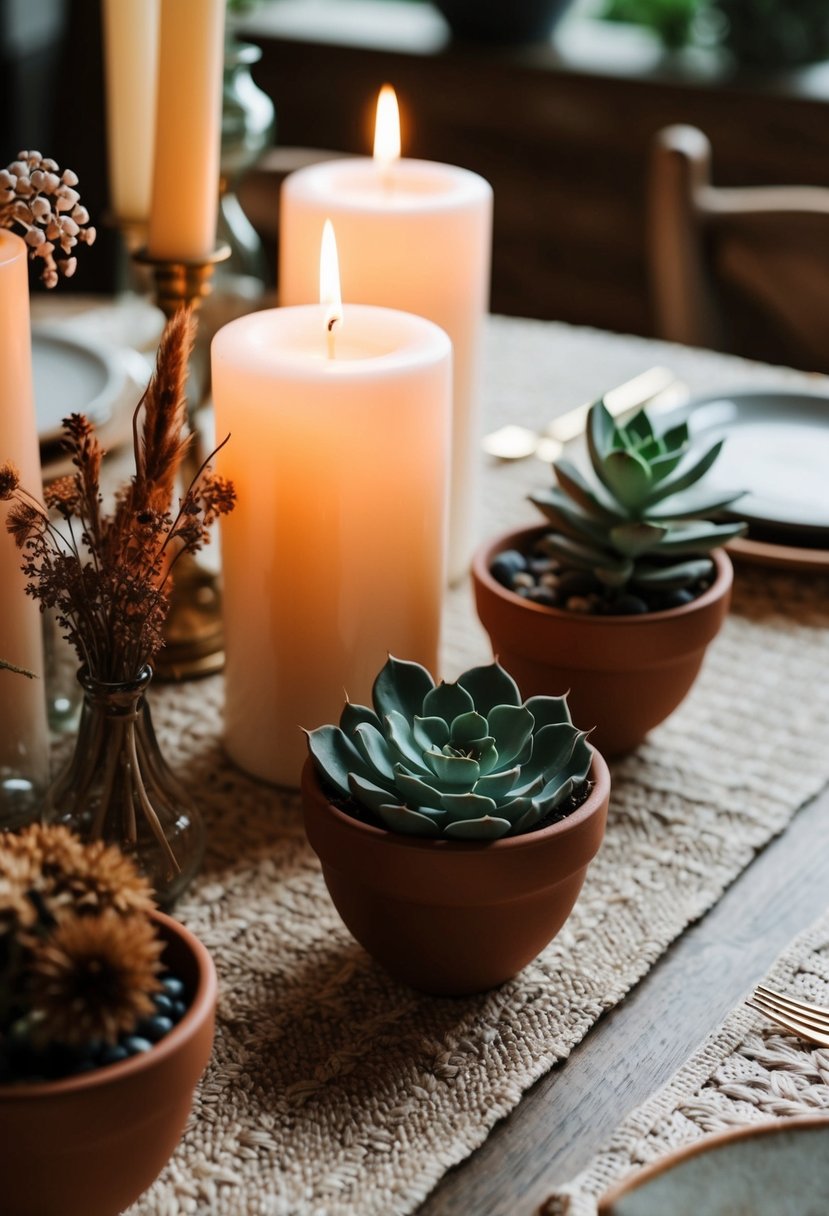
[542, 909, 829, 1215]
[128, 319, 829, 1215]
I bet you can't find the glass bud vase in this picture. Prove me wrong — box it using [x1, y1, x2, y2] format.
[44, 667, 204, 906]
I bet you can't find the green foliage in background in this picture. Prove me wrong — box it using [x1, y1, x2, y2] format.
[601, 0, 829, 66]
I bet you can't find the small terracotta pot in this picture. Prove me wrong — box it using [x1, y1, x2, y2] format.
[301, 753, 610, 997]
[0, 911, 217, 1216]
[472, 526, 734, 757]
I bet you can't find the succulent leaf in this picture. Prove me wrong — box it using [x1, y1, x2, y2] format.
[609, 522, 668, 557]
[394, 769, 446, 808]
[456, 662, 522, 713]
[422, 680, 475, 723]
[444, 816, 512, 840]
[441, 792, 499, 820]
[533, 398, 747, 593]
[372, 656, 434, 723]
[307, 659, 594, 841]
[425, 749, 480, 787]
[552, 460, 619, 522]
[412, 715, 450, 751]
[526, 721, 581, 780]
[340, 702, 380, 734]
[486, 705, 535, 767]
[601, 448, 653, 512]
[353, 723, 396, 782]
[450, 711, 490, 747]
[348, 773, 399, 814]
[523, 694, 572, 730]
[474, 764, 522, 800]
[631, 558, 714, 589]
[376, 804, 443, 837]
[644, 439, 725, 506]
[306, 725, 366, 799]
[530, 487, 612, 547]
[385, 710, 430, 772]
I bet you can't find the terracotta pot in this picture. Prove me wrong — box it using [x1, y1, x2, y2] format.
[472, 526, 734, 757]
[301, 752, 610, 997]
[0, 911, 217, 1216]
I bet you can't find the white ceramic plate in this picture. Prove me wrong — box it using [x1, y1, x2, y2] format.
[32, 329, 128, 448]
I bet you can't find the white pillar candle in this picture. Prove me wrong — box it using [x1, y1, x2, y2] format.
[279, 95, 493, 584]
[0, 232, 49, 816]
[212, 301, 452, 789]
[101, 0, 160, 225]
[147, 0, 226, 261]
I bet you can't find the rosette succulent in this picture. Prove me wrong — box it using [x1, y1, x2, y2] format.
[306, 656, 593, 841]
[530, 399, 747, 591]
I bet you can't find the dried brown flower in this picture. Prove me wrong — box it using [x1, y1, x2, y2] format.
[46, 839, 157, 919]
[0, 152, 96, 287]
[0, 462, 19, 499]
[44, 475, 80, 515]
[0, 826, 164, 1056]
[0, 824, 155, 920]
[5, 500, 39, 548]
[1, 823, 86, 877]
[1, 307, 235, 681]
[27, 909, 162, 1045]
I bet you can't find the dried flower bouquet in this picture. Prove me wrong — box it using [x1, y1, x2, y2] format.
[0, 308, 235, 899]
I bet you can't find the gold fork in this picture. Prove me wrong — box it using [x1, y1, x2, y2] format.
[747, 985, 829, 1048]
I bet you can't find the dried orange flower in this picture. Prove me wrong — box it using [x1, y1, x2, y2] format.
[28, 910, 163, 1046]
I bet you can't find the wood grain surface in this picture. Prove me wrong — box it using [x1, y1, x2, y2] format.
[415, 779, 829, 1215]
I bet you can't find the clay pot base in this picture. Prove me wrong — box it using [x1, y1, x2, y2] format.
[473, 527, 734, 757]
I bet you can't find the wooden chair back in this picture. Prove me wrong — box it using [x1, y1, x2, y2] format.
[648, 124, 829, 374]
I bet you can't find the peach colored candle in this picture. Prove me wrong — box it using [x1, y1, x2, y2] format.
[147, 0, 225, 260]
[212, 293, 451, 788]
[101, 0, 160, 224]
[0, 231, 48, 813]
[279, 87, 492, 583]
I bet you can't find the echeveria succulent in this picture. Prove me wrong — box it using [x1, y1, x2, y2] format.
[530, 399, 746, 590]
[306, 657, 593, 841]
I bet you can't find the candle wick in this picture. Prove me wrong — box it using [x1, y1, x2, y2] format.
[327, 317, 337, 360]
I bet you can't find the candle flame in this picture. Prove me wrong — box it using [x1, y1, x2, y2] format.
[320, 219, 343, 355]
[373, 84, 401, 168]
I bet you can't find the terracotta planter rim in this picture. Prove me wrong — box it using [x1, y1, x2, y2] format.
[0, 909, 217, 1102]
[303, 748, 610, 855]
[472, 524, 733, 627]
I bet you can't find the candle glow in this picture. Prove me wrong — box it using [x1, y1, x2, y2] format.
[320, 219, 343, 358]
[373, 85, 401, 172]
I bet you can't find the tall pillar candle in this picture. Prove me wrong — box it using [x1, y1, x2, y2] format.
[147, 0, 226, 260]
[212, 304, 451, 788]
[101, 0, 160, 225]
[279, 132, 492, 583]
[0, 231, 49, 820]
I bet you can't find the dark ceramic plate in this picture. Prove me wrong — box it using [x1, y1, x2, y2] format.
[678, 388, 829, 544]
[598, 1117, 829, 1216]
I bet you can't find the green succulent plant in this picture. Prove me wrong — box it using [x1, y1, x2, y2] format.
[306, 656, 593, 841]
[530, 399, 747, 591]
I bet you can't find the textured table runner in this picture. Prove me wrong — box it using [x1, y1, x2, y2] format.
[128, 319, 829, 1215]
[542, 909, 829, 1215]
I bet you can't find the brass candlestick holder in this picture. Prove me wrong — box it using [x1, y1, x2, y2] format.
[133, 243, 231, 681]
